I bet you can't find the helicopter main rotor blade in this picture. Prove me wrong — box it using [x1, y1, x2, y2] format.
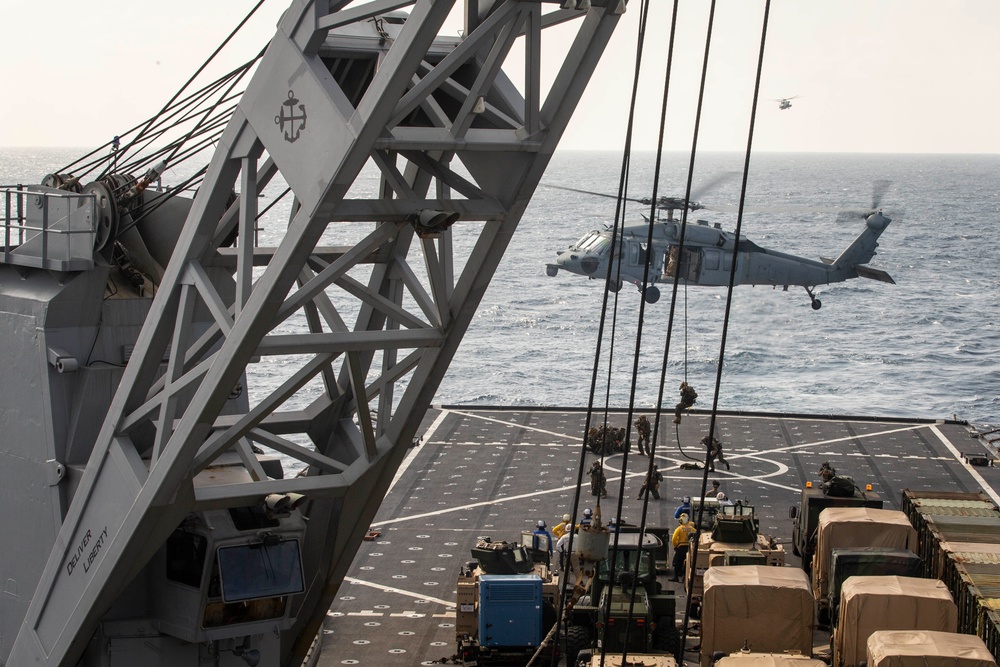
[539, 183, 646, 205]
[871, 179, 891, 211]
[688, 171, 739, 203]
[703, 205, 872, 214]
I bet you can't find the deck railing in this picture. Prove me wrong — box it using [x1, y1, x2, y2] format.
[2, 186, 97, 271]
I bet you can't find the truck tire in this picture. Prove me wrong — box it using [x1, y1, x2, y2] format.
[652, 618, 680, 654]
[563, 625, 591, 667]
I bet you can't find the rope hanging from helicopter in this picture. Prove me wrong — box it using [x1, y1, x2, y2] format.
[672, 0, 774, 656]
[553, 0, 655, 664]
[562, 0, 775, 663]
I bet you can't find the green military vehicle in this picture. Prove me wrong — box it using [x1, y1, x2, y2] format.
[567, 532, 679, 665]
[788, 485, 883, 572]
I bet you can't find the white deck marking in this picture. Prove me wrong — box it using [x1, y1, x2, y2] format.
[387, 409, 451, 495]
[448, 409, 578, 440]
[343, 577, 454, 607]
[930, 425, 1000, 505]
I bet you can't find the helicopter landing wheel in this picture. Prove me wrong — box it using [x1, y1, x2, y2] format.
[608, 279, 623, 293]
[805, 286, 821, 310]
[644, 286, 660, 304]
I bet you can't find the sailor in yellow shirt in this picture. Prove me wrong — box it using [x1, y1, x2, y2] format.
[552, 514, 571, 539]
[670, 513, 696, 582]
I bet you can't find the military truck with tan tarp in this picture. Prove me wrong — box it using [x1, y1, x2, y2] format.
[714, 653, 828, 667]
[866, 630, 997, 667]
[585, 654, 676, 667]
[811, 508, 918, 623]
[832, 576, 958, 667]
[686, 503, 785, 607]
[700, 566, 813, 667]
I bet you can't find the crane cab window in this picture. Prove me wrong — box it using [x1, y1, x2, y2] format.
[217, 539, 305, 603]
[166, 530, 208, 588]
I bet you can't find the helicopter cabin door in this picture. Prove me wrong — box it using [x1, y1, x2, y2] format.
[665, 245, 700, 283]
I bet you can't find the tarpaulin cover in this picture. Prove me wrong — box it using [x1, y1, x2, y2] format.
[813, 508, 918, 601]
[867, 630, 997, 667]
[716, 654, 827, 667]
[701, 566, 813, 667]
[834, 576, 958, 667]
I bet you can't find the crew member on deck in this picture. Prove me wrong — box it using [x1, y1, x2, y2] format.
[635, 414, 652, 456]
[552, 514, 571, 539]
[702, 435, 730, 471]
[637, 465, 663, 500]
[532, 520, 553, 564]
[674, 495, 691, 519]
[671, 513, 696, 582]
[588, 461, 608, 498]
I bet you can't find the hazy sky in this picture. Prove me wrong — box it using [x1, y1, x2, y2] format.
[3, 1, 998, 153]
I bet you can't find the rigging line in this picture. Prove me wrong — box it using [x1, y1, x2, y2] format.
[680, 1, 772, 658]
[593, 0, 659, 661]
[641, 0, 683, 499]
[677, 0, 720, 651]
[560, 0, 654, 662]
[684, 281, 688, 381]
[99, 0, 270, 181]
[57, 60, 253, 177]
[107, 93, 243, 177]
[108, 110, 235, 185]
[112, 108, 235, 180]
[162, 46, 266, 168]
[99, 73, 246, 177]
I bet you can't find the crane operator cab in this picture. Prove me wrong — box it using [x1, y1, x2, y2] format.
[148, 454, 307, 644]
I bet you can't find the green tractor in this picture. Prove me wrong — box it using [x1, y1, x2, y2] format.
[567, 532, 679, 664]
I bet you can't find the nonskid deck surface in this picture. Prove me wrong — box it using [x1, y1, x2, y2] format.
[314, 408, 999, 666]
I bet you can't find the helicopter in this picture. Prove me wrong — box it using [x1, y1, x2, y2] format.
[544, 187, 895, 309]
[775, 95, 800, 110]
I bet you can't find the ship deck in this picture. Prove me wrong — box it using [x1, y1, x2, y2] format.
[313, 407, 1000, 666]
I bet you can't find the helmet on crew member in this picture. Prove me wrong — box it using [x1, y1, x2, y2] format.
[562, 514, 571, 522]
[584, 508, 593, 518]
[679, 513, 689, 524]
[683, 496, 691, 503]
[536, 520, 546, 528]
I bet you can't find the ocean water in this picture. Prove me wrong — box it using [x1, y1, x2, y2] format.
[2, 148, 998, 427]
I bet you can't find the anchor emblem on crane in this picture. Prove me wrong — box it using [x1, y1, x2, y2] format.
[274, 90, 307, 143]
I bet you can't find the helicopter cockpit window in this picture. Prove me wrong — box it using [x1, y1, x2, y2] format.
[589, 236, 611, 255]
[576, 231, 611, 255]
[217, 538, 305, 603]
[577, 232, 605, 252]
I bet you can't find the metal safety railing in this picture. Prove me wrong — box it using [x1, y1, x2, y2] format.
[2, 186, 97, 272]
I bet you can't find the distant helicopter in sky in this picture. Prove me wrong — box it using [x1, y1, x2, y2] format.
[544, 186, 895, 309]
[775, 95, 801, 110]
